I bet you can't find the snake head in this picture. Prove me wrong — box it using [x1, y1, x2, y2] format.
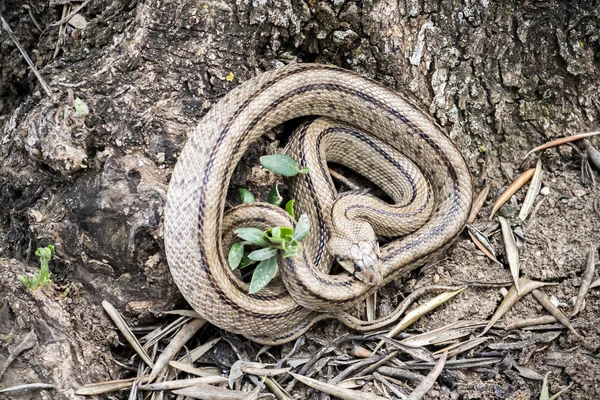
[327, 222, 383, 285]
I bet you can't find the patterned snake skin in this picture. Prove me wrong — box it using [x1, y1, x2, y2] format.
[164, 63, 473, 344]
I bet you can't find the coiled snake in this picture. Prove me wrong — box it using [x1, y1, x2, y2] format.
[164, 63, 473, 344]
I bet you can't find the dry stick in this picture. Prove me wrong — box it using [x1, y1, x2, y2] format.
[148, 318, 206, 382]
[173, 383, 250, 400]
[0, 383, 57, 394]
[524, 131, 600, 159]
[572, 246, 597, 316]
[448, 277, 513, 288]
[490, 169, 536, 218]
[53, 4, 69, 59]
[532, 290, 579, 337]
[582, 139, 600, 169]
[337, 285, 467, 331]
[467, 185, 490, 223]
[0, 16, 52, 96]
[504, 315, 558, 330]
[406, 351, 447, 400]
[289, 372, 387, 400]
[102, 301, 154, 367]
[47, 0, 92, 28]
[376, 367, 425, 382]
[498, 216, 521, 293]
[373, 288, 466, 353]
[283, 335, 364, 391]
[373, 372, 408, 399]
[330, 350, 400, 385]
[328, 168, 362, 190]
[139, 376, 228, 391]
[328, 353, 387, 385]
[264, 377, 293, 400]
[76, 377, 151, 396]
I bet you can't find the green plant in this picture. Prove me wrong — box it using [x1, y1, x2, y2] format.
[18, 245, 55, 290]
[229, 154, 310, 294]
[229, 215, 310, 294]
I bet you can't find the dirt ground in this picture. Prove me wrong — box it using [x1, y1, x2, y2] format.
[1, 0, 599, 399]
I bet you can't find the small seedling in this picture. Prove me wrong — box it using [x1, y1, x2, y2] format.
[229, 215, 310, 294]
[18, 245, 55, 290]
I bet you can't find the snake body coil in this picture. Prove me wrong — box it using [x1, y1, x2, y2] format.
[164, 63, 473, 344]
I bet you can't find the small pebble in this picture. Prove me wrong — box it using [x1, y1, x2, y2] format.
[540, 186, 550, 196]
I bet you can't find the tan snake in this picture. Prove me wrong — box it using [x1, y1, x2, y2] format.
[164, 63, 473, 344]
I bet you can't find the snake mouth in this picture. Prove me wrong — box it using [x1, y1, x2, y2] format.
[335, 241, 383, 285]
[354, 266, 383, 286]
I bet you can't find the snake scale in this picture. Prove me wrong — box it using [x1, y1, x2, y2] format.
[164, 63, 473, 345]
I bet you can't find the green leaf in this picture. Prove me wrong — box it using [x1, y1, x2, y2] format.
[239, 189, 255, 204]
[235, 228, 269, 247]
[292, 214, 310, 242]
[248, 247, 278, 261]
[17, 274, 31, 288]
[540, 373, 549, 400]
[285, 199, 295, 217]
[267, 184, 283, 206]
[299, 166, 310, 175]
[283, 245, 301, 258]
[249, 256, 278, 294]
[36, 245, 55, 264]
[260, 154, 302, 177]
[239, 254, 256, 269]
[228, 243, 245, 269]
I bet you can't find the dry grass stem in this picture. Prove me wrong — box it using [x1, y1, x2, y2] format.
[532, 290, 579, 337]
[572, 246, 596, 316]
[519, 158, 543, 221]
[168, 361, 221, 376]
[504, 315, 558, 330]
[75, 377, 150, 395]
[468, 186, 490, 223]
[102, 301, 154, 367]
[148, 318, 206, 382]
[139, 376, 228, 391]
[498, 216, 521, 292]
[0, 383, 57, 394]
[524, 131, 600, 159]
[172, 383, 251, 400]
[401, 320, 485, 348]
[480, 278, 557, 336]
[467, 226, 501, 265]
[432, 336, 490, 359]
[289, 372, 387, 400]
[373, 288, 466, 352]
[406, 351, 447, 400]
[491, 168, 535, 218]
[0, 16, 52, 96]
[582, 139, 600, 169]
